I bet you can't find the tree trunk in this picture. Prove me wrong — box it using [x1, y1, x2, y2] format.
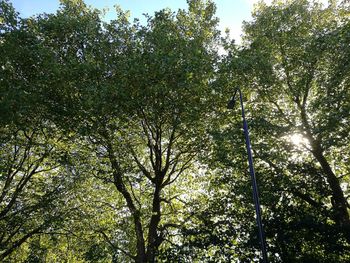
[312, 146, 350, 229]
[107, 145, 147, 262]
[146, 185, 162, 262]
[300, 107, 350, 237]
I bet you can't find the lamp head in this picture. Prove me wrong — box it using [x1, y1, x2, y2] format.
[227, 89, 238, 109]
[227, 97, 235, 109]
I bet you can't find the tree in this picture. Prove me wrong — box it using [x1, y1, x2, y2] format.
[14, 0, 221, 261]
[79, 1, 220, 261]
[166, 1, 350, 262]
[4, 0, 350, 261]
[220, 0, 350, 261]
[0, 1, 84, 260]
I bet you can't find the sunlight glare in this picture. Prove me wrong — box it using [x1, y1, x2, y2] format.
[290, 133, 307, 146]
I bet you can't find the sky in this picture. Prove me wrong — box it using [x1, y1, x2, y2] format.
[9, 0, 329, 42]
[9, 0, 272, 42]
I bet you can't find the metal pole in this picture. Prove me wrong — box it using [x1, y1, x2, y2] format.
[230, 88, 268, 263]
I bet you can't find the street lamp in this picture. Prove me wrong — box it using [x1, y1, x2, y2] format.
[227, 88, 268, 263]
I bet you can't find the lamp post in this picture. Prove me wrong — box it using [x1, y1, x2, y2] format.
[227, 88, 268, 263]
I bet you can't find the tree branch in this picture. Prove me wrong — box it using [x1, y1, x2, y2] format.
[99, 231, 137, 260]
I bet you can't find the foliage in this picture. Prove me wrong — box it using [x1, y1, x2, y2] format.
[1, 0, 350, 262]
[176, 0, 350, 262]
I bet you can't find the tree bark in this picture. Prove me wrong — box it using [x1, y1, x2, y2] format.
[300, 108, 350, 233]
[312, 146, 350, 229]
[107, 144, 146, 262]
[146, 184, 162, 263]
[0, 226, 42, 261]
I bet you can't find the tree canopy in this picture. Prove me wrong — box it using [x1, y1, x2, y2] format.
[1, 0, 350, 262]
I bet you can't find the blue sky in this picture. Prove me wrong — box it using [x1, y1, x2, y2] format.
[9, 0, 330, 41]
[10, 0, 264, 41]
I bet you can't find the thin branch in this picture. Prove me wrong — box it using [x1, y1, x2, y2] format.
[129, 146, 155, 184]
[162, 126, 177, 176]
[256, 154, 326, 211]
[127, 177, 142, 209]
[162, 154, 195, 187]
[140, 120, 156, 171]
[140, 109, 157, 142]
[269, 100, 294, 127]
[99, 231, 136, 260]
[1, 224, 22, 246]
[0, 225, 43, 260]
